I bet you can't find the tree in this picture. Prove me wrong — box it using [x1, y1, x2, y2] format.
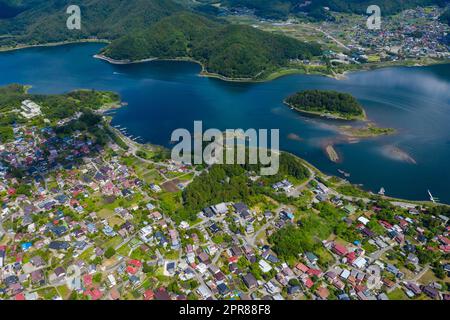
[93, 273, 102, 283]
[104, 247, 116, 259]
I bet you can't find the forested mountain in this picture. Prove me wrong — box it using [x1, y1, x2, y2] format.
[103, 12, 222, 60]
[102, 12, 322, 79]
[0, 0, 183, 46]
[1, 0, 448, 47]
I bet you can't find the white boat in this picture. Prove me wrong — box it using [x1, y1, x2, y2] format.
[378, 187, 385, 196]
[338, 169, 351, 178]
[428, 190, 439, 203]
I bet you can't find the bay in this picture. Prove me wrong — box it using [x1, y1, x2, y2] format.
[0, 43, 449, 203]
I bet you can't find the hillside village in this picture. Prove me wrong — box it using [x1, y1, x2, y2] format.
[226, 5, 450, 76]
[0, 93, 449, 301]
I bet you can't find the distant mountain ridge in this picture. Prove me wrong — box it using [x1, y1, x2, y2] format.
[0, 0, 183, 46]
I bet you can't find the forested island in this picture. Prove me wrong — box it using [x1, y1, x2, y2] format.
[285, 90, 366, 120]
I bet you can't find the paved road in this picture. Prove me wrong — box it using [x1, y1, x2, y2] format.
[303, 24, 351, 51]
[387, 265, 430, 294]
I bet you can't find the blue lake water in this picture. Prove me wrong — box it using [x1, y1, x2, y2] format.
[0, 43, 449, 203]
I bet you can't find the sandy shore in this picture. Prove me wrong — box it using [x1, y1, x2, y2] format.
[0, 39, 110, 53]
[94, 54, 158, 65]
[325, 145, 340, 163]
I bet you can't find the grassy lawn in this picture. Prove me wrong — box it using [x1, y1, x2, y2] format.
[98, 208, 114, 219]
[101, 235, 123, 250]
[178, 172, 195, 182]
[130, 247, 150, 261]
[164, 250, 180, 260]
[141, 169, 164, 184]
[387, 288, 409, 300]
[108, 215, 125, 227]
[419, 269, 439, 285]
[116, 243, 131, 257]
[56, 285, 71, 299]
[336, 185, 370, 198]
[367, 55, 381, 63]
[36, 287, 59, 300]
[78, 246, 95, 262]
[0, 234, 11, 245]
[158, 192, 182, 213]
[315, 247, 335, 267]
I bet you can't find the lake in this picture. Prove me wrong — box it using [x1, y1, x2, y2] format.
[0, 43, 449, 203]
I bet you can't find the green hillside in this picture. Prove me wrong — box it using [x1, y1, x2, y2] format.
[102, 12, 322, 79]
[0, 0, 182, 46]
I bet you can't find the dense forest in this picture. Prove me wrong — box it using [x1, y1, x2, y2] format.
[0, 0, 183, 46]
[103, 12, 322, 79]
[174, 152, 310, 222]
[285, 90, 365, 120]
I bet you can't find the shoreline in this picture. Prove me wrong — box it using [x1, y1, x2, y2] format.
[94, 53, 265, 83]
[0, 39, 110, 53]
[1, 40, 449, 83]
[283, 100, 367, 121]
[100, 98, 434, 206]
[106, 112, 440, 206]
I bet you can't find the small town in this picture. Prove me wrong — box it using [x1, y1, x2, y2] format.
[225, 5, 450, 75]
[0, 91, 449, 301]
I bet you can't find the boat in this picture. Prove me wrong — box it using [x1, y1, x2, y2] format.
[378, 187, 385, 196]
[337, 169, 351, 178]
[428, 190, 439, 203]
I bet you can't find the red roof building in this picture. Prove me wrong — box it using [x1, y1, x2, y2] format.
[126, 266, 139, 275]
[333, 243, 348, 256]
[316, 287, 329, 299]
[144, 290, 155, 300]
[15, 293, 25, 300]
[438, 236, 450, 246]
[295, 263, 309, 273]
[83, 274, 93, 288]
[303, 277, 314, 289]
[128, 259, 142, 268]
[307, 268, 322, 277]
